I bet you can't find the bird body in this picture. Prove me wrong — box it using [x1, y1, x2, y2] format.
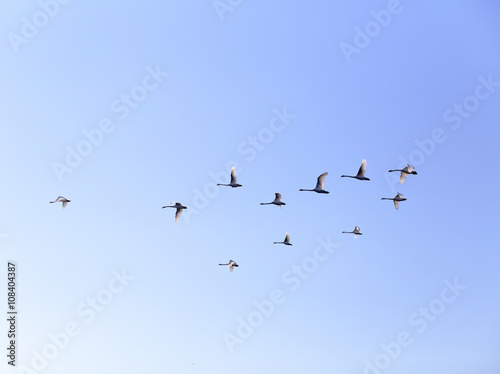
[299, 172, 329, 193]
[217, 166, 242, 188]
[381, 193, 407, 210]
[162, 202, 188, 222]
[388, 164, 417, 184]
[341, 159, 370, 181]
[342, 226, 362, 238]
[50, 196, 71, 211]
[260, 193, 286, 208]
[219, 260, 239, 272]
[274, 232, 293, 245]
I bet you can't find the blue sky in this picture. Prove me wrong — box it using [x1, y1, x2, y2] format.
[1, 1, 500, 373]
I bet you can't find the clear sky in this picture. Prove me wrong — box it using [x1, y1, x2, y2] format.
[1, 1, 500, 373]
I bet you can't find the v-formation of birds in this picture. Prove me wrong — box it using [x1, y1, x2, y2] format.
[50, 160, 417, 272]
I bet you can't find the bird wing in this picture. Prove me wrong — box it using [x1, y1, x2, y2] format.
[316, 172, 328, 189]
[175, 208, 183, 222]
[275, 193, 282, 202]
[354, 226, 360, 233]
[396, 193, 403, 199]
[284, 233, 290, 243]
[357, 160, 367, 176]
[394, 200, 399, 210]
[230, 166, 237, 184]
[399, 172, 408, 184]
[406, 164, 414, 173]
[61, 201, 68, 211]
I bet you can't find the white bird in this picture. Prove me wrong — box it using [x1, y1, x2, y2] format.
[217, 166, 242, 188]
[342, 226, 363, 238]
[219, 260, 239, 272]
[162, 202, 187, 222]
[381, 193, 407, 210]
[388, 164, 417, 184]
[299, 172, 329, 194]
[50, 196, 71, 211]
[274, 232, 293, 246]
[341, 159, 370, 181]
[260, 193, 286, 208]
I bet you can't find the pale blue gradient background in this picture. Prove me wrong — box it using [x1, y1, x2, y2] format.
[1, 1, 500, 373]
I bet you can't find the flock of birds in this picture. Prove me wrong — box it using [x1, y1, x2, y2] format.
[49, 160, 417, 272]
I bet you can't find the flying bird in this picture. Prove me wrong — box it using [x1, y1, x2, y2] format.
[217, 166, 242, 188]
[381, 193, 407, 210]
[274, 232, 293, 246]
[50, 196, 71, 211]
[388, 164, 417, 184]
[219, 260, 239, 272]
[299, 172, 329, 193]
[260, 193, 286, 208]
[341, 159, 370, 181]
[162, 202, 187, 222]
[342, 226, 363, 238]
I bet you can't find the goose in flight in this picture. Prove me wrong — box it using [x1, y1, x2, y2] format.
[219, 260, 239, 272]
[381, 193, 407, 210]
[274, 232, 293, 246]
[342, 226, 362, 238]
[299, 172, 329, 194]
[260, 193, 286, 208]
[162, 202, 187, 222]
[50, 196, 71, 211]
[341, 159, 370, 181]
[217, 166, 242, 188]
[388, 164, 417, 184]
